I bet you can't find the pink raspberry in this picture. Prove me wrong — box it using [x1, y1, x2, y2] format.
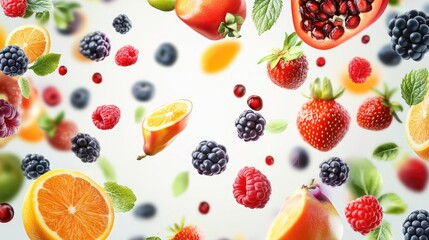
[92, 105, 121, 130]
[115, 45, 139, 67]
[345, 195, 383, 235]
[0, 99, 20, 138]
[348, 57, 372, 84]
[233, 166, 271, 209]
[1, 0, 27, 18]
[42, 86, 62, 107]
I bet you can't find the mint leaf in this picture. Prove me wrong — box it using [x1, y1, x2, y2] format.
[36, 11, 50, 25]
[172, 171, 189, 197]
[26, 0, 53, 13]
[23, 9, 34, 18]
[146, 237, 161, 240]
[104, 182, 136, 213]
[53, 10, 68, 29]
[266, 119, 288, 134]
[372, 143, 400, 161]
[135, 106, 145, 123]
[347, 159, 383, 198]
[378, 193, 407, 214]
[29, 53, 61, 76]
[401, 68, 428, 106]
[252, 0, 283, 35]
[366, 221, 394, 240]
[98, 157, 116, 181]
[18, 77, 30, 99]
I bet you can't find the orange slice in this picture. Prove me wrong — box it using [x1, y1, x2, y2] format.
[406, 90, 429, 160]
[201, 40, 240, 74]
[23, 169, 114, 240]
[0, 24, 6, 49]
[6, 24, 50, 63]
[143, 99, 192, 131]
[341, 69, 379, 94]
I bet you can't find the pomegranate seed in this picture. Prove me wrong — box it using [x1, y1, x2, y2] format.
[265, 155, 274, 166]
[233, 84, 246, 98]
[306, 1, 320, 13]
[347, 0, 358, 15]
[299, 5, 307, 15]
[316, 57, 326, 67]
[58, 65, 67, 76]
[247, 95, 263, 111]
[333, 18, 344, 27]
[314, 21, 324, 28]
[322, 23, 334, 35]
[317, 12, 329, 21]
[92, 72, 102, 84]
[311, 28, 325, 40]
[302, 19, 313, 31]
[338, 0, 348, 14]
[0, 203, 14, 223]
[198, 201, 210, 214]
[354, 0, 372, 13]
[320, 0, 336, 16]
[361, 35, 370, 44]
[329, 26, 345, 40]
[345, 15, 361, 29]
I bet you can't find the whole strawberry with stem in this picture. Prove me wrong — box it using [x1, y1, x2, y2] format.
[258, 32, 308, 90]
[297, 78, 350, 152]
[38, 112, 78, 151]
[356, 84, 403, 131]
[169, 218, 205, 240]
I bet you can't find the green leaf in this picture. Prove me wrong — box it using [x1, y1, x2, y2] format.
[36, 11, 50, 25]
[265, 119, 288, 134]
[172, 171, 189, 197]
[135, 106, 145, 123]
[104, 182, 136, 213]
[366, 221, 394, 240]
[26, 0, 53, 13]
[347, 159, 383, 198]
[146, 237, 161, 240]
[98, 157, 116, 181]
[29, 53, 61, 76]
[400, 68, 429, 106]
[372, 143, 400, 161]
[18, 77, 30, 99]
[23, 9, 34, 18]
[378, 193, 407, 214]
[388, 0, 400, 6]
[252, 0, 283, 35]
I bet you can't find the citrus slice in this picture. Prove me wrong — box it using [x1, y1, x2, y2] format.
[0, 24, 6, 49]
[201, 40, 240, 74]
[23, 169, 114, 240]
[341, 69, 379, 94]
[6, 24, 50, 63]
[406, 91, 429, 160]
[143, 99, 192, 130]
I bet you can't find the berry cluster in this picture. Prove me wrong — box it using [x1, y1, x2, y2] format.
[0, 45, 29, 76]
[235, 109, 266, 141]
[21, 154, 50, 180]
[79, 31, 111, 61]
[71, 133, 101, 163]
[319, 157, 349, 187]
[191, 140, 229, 176]
[112, 14, 132, 34]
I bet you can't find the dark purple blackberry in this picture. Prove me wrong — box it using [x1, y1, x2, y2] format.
[71, 133, 101, 163]
[319, 157, 349, 187]
[0, 45, 29, 76]
[21, 154, 50, 180]
[388, 10, 429, 61]
[0, 99, 20, 138]
[235, 109, 266, 141]
[403, 210, 429, 240]
[79, 31, 111, 61]
[112, 14, 132, 34]
[191, 140, 228, 176]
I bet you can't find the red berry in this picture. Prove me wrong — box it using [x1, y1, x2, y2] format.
[0, 99, 20, 138]
[0, 74, 21, 108]
[357, 96, 393, 131]
[47, 120, 78, 151]
[115, 45, 139, 67]
[265, 155, 274, 166]
[42, 86, 61, 107]
[398, 158, 428, 192]
[247, 95, 263, 111]
[233, 166, 271, 209]
[92, 105, 121, 130]
[361, 35, 370, 44]
[345, 195, 383, 235]
[92, 72, 102, 84]
[267, 56, 308, 89]
[0, 0, 27, 18]
[0, 203, 14, 223]
[233, 84, 246, 98]
[58, 65, 68, 76]
[348, 57, 372, 84]
[198, 201, 210, 214]
[316, 57, 326, 67]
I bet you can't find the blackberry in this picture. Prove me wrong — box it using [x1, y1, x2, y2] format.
[235, 109, 266, 141]
[191, 140, 229, 176]
[71, 133, 101, 163]
[79, 31, 111, 61]
[21, 154, 50, 180]
[388, 10, 429, 61]
[0, 45, 29, 76]
[112, 14, 132, 34]
[403, 210, 429, 240]
[319, 157, 349, 187]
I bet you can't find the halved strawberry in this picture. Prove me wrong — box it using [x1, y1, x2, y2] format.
[38, 112, 78, 151]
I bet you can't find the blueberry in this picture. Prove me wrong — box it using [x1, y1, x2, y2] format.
[290, 146, 309, 169]
[134, 203, 156, 219]
[70, 88, 90, 109]
[129, 236, 145, 240]
[57, 11, 82, 35]
[155, 43, 177, 66]
[132, 81, 154, 102]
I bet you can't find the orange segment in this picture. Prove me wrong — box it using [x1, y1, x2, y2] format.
[341, 69, 379, 94]
[144, 99, 192, 130]
[6, 25, 50, 63]
[201, 41, 240, 74]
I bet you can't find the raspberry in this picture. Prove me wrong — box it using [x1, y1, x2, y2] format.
[1, 0, 27, 18]
[0, 99, 20, 138]
[345, 195, 383, 235]
[348, 57, 372, 84]
[115, 45, 139, 67]
[42, 86, 61, 107]
[92, 105, 121, 130]
[233, 166, 271, 209]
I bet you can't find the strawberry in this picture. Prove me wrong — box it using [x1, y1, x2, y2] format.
[356, 84, 403, 131]
[169, 219, 205, 240]
[39, 112, 78, 151]
[258, 32, 308, 90]
[297, 78, 350, 151]
[398, 157, 428, 192]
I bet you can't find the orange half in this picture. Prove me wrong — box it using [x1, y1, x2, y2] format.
[406, 90, 429, 160]
[143, 99, 192, 131]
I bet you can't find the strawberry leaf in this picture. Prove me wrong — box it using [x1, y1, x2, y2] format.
[366, 221, 394, 240]
[378, 193, 407, 214]
[400, 68, 428, 106]
[146, 237, 161, 240]
[372, 143, 400, 161]
[252, 0, 283, 35]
